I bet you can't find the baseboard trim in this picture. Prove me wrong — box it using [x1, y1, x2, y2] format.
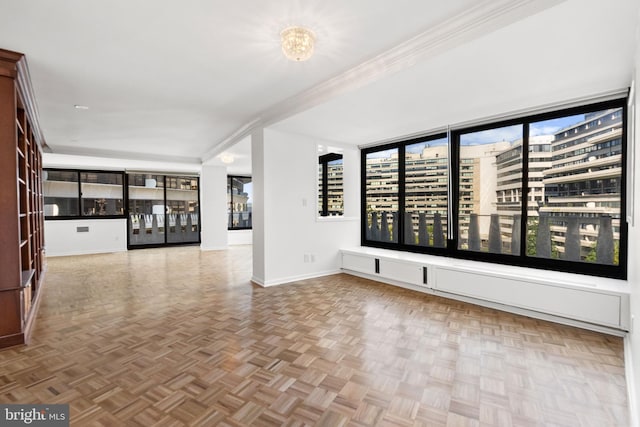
[250, 276, 265, 287]
[200, 245, 228, 251]
[252, 270, 341, 288]
[46, 248, 127, 257]
[625, 335, 639, 427]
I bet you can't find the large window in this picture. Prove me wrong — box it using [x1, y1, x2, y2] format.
[44, 169, 124, 218]
[361, 98, 627, 279]
[227, 176, 252, 230]
[127, 174, 200, 247]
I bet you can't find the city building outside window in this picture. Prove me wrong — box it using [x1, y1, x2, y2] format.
[361, 98, 627, 279]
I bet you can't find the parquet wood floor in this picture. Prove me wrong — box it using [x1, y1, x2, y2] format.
[0, 246, 629, 426]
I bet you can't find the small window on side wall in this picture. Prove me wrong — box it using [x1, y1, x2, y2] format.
[228, 176, 252, 230]
[318, 153, 343, 217]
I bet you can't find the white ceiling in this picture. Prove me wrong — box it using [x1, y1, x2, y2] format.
[0, 0, 638, 176]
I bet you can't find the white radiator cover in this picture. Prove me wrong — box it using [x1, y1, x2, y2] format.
[435, 266, 621, 327]
[340, 247, 630, 333]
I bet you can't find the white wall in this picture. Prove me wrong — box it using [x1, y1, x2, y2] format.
[252, 128, 360, 286]
[627, 36, 640, 427]
[200, 165, 228, 250]
[42, 153, 204, 255]
[228, 230, 252, 245]
[44, 219, 127, 257]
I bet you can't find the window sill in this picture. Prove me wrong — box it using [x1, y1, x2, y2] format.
[316, 216, 358, 223]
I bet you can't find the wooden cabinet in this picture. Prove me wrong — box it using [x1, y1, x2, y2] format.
[0, 48, 46, 349]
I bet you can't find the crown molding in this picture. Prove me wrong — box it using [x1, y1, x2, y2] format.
[201, 0, 566, 162]
[0, 48, 49, 152]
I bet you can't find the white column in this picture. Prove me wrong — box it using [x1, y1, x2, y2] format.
[200, 165, 228, 250]
[251, 129, 266, 285]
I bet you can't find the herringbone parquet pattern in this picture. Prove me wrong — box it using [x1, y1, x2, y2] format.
[0, 246, 629, 426]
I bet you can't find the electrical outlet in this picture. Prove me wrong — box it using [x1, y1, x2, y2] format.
[631, 315, 635, 333]
[303, 254, 309, 263]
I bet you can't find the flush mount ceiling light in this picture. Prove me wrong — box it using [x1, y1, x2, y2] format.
[280, 26, 315, 61]
[219, 153, 234, 164]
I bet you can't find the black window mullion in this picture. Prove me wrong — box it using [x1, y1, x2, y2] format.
[360, 151, 368, 246]
[397, 144, 406, 246]
[227, 177, 232, 228]
[619, 102, 629, 278]
[520, 123, 530, 259]
[77, 171, 82, 217]
[196, 176, 201, 243]
[163, 175, 167, 245]
[125, 173, 130, 248]
[321, 161, 329, 216]
[449, 130, 461, 253]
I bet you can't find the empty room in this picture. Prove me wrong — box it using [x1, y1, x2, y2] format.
[1, 1, 639, 426]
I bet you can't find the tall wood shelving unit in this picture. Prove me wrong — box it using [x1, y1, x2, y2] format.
[0, 48, 46, 349]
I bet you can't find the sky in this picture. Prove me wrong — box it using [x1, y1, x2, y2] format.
[460, 113, 586, 146]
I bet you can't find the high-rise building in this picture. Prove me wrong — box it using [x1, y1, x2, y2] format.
[541, 109, 623, 260]
[495, 135, 553, 250]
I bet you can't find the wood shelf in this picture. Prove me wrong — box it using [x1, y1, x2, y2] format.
[1, 48, 46, 349]
[15, 118, 23, 134]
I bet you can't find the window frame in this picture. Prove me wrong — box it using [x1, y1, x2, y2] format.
[227, 175, 252, 231]
[44, 168, 126, 220]
[361, 97, 628, 279]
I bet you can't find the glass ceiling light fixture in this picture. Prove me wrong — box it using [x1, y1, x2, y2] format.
[219, 153, 234, 164]
[280, 26, 315, 62]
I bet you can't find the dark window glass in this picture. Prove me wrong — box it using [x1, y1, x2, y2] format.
[167, 176, 199, 243]
[228, 176, 252, 230]
[127, 174, 200, 246]
[43, 170, 79, 217]
[80, 172, 124, 216]
[318, 153, 344, 216]
[44, 169, 125, 219]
